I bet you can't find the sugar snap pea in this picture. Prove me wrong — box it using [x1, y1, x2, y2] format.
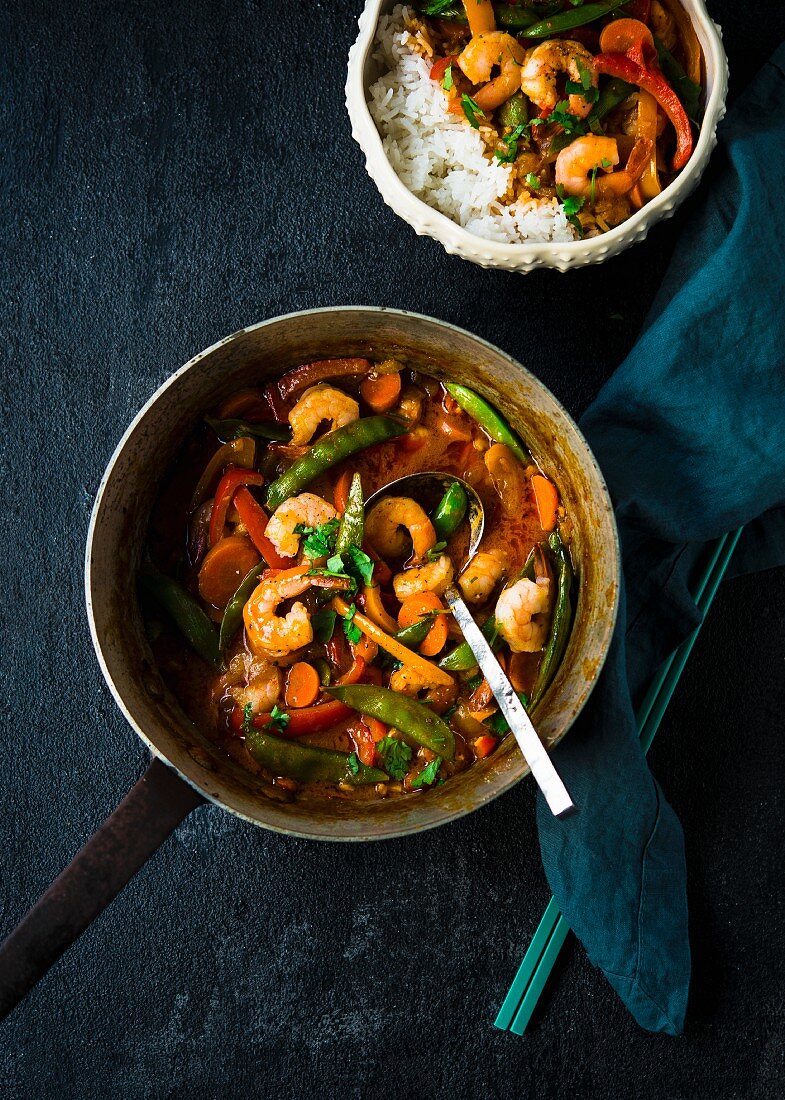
[205, 416, 290, 442]
[141, 570, 220, 667]
[439, 615, 501, 672]
[266, 416, 407, 511]
[530, 530, 573, 709]
[334, 472, 364, 555]
[415, 2, 560, 29]
[394, 613, 437, 648]
[328, 684, 455, 759]
[498, 91, 529, 131]
[244, 725, 388, 785]
[444, 384, 530, 466]
[518, 0, 628, 39]
[219, 561, 266, 653]
[433, 481, 468, 542]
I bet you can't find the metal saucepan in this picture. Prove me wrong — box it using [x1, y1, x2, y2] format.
[0, 307, 620, 1017]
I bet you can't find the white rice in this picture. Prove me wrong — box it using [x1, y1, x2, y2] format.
[368, 5, 576, 245]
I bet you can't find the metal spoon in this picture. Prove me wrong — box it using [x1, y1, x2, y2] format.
[366, 471, 574, 819]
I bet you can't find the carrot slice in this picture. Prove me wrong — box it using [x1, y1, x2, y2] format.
[285, 662, 321, 709]
[332, 467, 353, 513]
[598, 17, 655, 63]
[532, 474, 559, 533]
[397, 592, 449, 657]
[198, 536, 260, 610]
[332, 596, 454, 686]
[360, 372, 402, 414]
[473, 734, 498, 759]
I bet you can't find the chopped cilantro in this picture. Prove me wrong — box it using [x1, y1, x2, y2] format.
[347, 752, 360, 777]
[524, 172, 541, 190]
[461, 93, 485, 130]
[494, 122, 528, 164]
[312, 608, 337, 643]
[557, 186, 586, 236]
[547, 101, 590, 136]
[344, 545, 375, 586]
[376, 736, 413, 781]
[442, 62, 453, 92]
[341, 602, 362, 645]
[411, 757, 442, 789]
[264, 703, 290, 734]
[425, 540, 448, 562]
[242, 701, 254, 734]
[294, 518, 340, 559]
[325, 552, 345, 574]
[422, 0, 455, 13]
[487, 693, 529, 736]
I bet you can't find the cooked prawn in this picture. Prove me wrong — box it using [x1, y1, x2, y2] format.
[555, 135, 653, 197]
[288, 383, 359, 446]
[222, 652, 282, 713]
[520, 40, 598, 119]
[458, 549, 507, 605]
[265, 493, 337, 559]
[365, 496, 436, 561]
[389, 665, 457, 714]
[495, 576, 551, 653]
[457, 31, 526, 112]
[243, 566, 350, 659]
[393, 554, 454, 601]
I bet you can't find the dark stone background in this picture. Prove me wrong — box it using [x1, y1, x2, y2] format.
[2, 2, 784, 1096]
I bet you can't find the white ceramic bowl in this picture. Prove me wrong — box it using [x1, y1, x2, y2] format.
[346, 1, 728, 273]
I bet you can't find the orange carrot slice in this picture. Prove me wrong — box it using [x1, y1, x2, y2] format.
[360, 372, 402, 414]
[198, 536, 260, 610]
[285, 662, 321, 709]
[532, 474, 559, 532]
[398, 592, 449, 657]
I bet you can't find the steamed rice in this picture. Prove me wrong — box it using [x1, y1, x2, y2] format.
[368, 5, 576, 246]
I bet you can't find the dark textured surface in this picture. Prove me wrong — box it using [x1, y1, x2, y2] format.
[1, 2, 784, 1097]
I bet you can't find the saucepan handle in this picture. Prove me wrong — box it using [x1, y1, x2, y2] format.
[0, 757, 204, 1021]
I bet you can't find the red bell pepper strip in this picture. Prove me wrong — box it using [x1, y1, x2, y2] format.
[348, 719, 377, 767]
[209, 467, 266, 547]
[430, 55, 457, 84]
[233, 486, 295, 569]
[594, 52, 693, 171]
[269, 358, 372, 406]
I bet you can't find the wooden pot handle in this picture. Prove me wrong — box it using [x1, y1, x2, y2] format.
[0, 757, 204, 1020]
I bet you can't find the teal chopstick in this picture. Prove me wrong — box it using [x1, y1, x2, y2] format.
[495, 527, 744, 1035]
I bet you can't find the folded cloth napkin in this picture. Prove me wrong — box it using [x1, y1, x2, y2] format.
[536, 45, 785, 1035]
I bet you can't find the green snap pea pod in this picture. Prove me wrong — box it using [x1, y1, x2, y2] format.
[518, 0, 628, 39]
[530, 530, 573, 709]
[245, 726, 388, 785]
[433, 481, 468, 542]
[205, 416, 290, 443]
[328, 684, 455, 760]
[334, 472, 364, 555]
[592, 78, 637, 122]
[141, 570, 220, 667]
[415, 2, 560, 29]
[266, 416, 407, 511]
[498, 91, 529, 131]
[219, 561, 266, 653]
[444, 384, 530, 466]
[394, 613, 437, 648]
[439, 615, 501, 672]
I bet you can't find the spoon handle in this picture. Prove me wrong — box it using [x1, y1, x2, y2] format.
[444, 587, 575, 818]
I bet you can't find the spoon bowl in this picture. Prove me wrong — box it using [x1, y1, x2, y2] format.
[365, 471, 485, 563]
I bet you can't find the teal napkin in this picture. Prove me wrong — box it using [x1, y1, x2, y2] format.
[536, 46, 785, 1035]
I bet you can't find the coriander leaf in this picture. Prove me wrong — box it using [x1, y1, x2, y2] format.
[347, 752, 360, 776]
[242, 701, 254, 734]
[326, 553, 345, 575]
[344, 545, 375, 587]
[487, 693, 529, 735]
[312, 608, 337, 643]
[461, 93, 485, 130]
[524, 172, 541, 190]
[442, 62, 453, 92]
[494, 121, 528, 164]
[422, 0, 456, 13]
[411, 757, 442, 789]
[424, 540, 448, 562]
[341, 602, 362, 645]
[601, 157, 612, 169]
[376, 736, 413, 781]
[264, 703, 291, 734]
[294, 517, 340, 559]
